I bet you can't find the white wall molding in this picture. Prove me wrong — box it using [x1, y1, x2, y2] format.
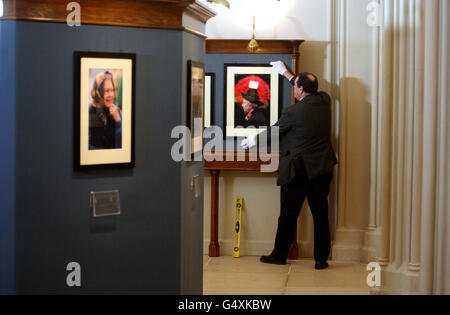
[331, 0, 375, 263]
[370, 0, 449, 295]
[419, 0, 450, 295]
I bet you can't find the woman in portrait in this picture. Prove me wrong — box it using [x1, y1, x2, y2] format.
[234, 79, 269, 128]
[240, 89, 268, 128]
[89, 71, 122, 150]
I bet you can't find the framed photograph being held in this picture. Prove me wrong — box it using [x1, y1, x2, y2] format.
[224, 64, 282, 138]
[74, 51, 136, 170]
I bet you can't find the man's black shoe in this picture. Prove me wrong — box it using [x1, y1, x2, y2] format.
[315, 261, 329, 270]
[260, 255, 287, 265]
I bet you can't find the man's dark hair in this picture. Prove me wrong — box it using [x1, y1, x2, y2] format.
[296, 72, 319, 94]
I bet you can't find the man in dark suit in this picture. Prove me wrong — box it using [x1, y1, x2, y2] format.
[241, 62, 337, 270]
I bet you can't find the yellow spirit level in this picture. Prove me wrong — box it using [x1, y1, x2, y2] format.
[233, 197, 243, 258]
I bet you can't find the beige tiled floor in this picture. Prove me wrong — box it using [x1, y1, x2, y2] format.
[203, 256, 370, 295]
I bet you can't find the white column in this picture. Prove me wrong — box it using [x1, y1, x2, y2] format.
[434, 0, 449, 294]
[393, 0, 407, 269]
[377, 0, 422, 294]
[408, 0, 423, 273]
[375, 0, 448, 294]
[378, 0, 393, 267]
[388, 0, 400, 266]
[401, 0, 414, 270]
[333, 0, 374, 261]
[362, 0, 382, 263]
[368, 0, 380, 232]
[336, 0, 348, 231]
[419, 0, 439, 295]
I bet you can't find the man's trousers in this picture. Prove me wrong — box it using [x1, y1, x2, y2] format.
[271, 168, 333, 263]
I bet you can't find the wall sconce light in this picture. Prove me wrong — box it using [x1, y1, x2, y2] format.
[207, 0, 230, 8]
[248, 16, 259, 52]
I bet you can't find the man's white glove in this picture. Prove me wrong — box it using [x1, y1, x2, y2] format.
[270, 61, 288, 76]
[240, 135, 257, 150]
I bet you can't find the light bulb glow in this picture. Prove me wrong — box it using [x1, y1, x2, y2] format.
[231, 0, 293, 32]
[0, 1, 4, 18]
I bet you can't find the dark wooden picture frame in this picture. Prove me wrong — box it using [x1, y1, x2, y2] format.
[74, 51, 136, 170]
[187, 60, 205, 157]
[224, 63, 283, 138]
[205, 72, 216, 128]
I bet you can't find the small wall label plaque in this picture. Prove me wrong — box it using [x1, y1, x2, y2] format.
[191, 175, 201, 198]
[91, 190, 121, 217]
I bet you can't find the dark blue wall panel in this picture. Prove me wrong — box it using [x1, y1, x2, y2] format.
[0, 21, 17, 295]
[13, 21, 187, 294]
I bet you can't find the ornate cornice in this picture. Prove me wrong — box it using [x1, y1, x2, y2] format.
[1, 0, 216, 32]
[184, 1, 216, 24]
[183, 1, 217, 38]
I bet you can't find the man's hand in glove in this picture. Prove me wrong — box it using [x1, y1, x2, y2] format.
[240, 135, 257, 150]
[270, 61, 288, 75]
[270, 61, 295, 81]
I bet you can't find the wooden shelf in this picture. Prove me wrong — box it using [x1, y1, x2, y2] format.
[206, 39, 305, 55]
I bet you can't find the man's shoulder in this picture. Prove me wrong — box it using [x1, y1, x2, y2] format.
[317, 91, 331, 102]
[314, 91, 331, 102]
[303, 91, 331, 106]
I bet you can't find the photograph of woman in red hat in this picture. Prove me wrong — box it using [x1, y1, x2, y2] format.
[225, 64, 281, 138]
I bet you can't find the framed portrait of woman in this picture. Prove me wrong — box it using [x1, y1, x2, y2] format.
[224, 64, 282, 138]
[74, 51, 136, 170]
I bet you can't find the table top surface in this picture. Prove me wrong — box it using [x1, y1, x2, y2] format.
[204, 151, 281, 172]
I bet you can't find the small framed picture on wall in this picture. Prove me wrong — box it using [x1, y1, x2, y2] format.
[74, 51, 136, 170]
[187, 60, 205, 157]
[224, 64, 282, 138]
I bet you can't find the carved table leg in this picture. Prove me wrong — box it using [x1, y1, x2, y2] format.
[209, 170, 220, 257]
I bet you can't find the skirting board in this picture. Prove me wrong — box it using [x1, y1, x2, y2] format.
[331, 229, 366, 262]
[372, 267, 420, 295]
[361, 229, 381, 263]
[203, 240, 314, 258]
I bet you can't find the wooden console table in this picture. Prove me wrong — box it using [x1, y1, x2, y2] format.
[204, 151, 299, 259]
